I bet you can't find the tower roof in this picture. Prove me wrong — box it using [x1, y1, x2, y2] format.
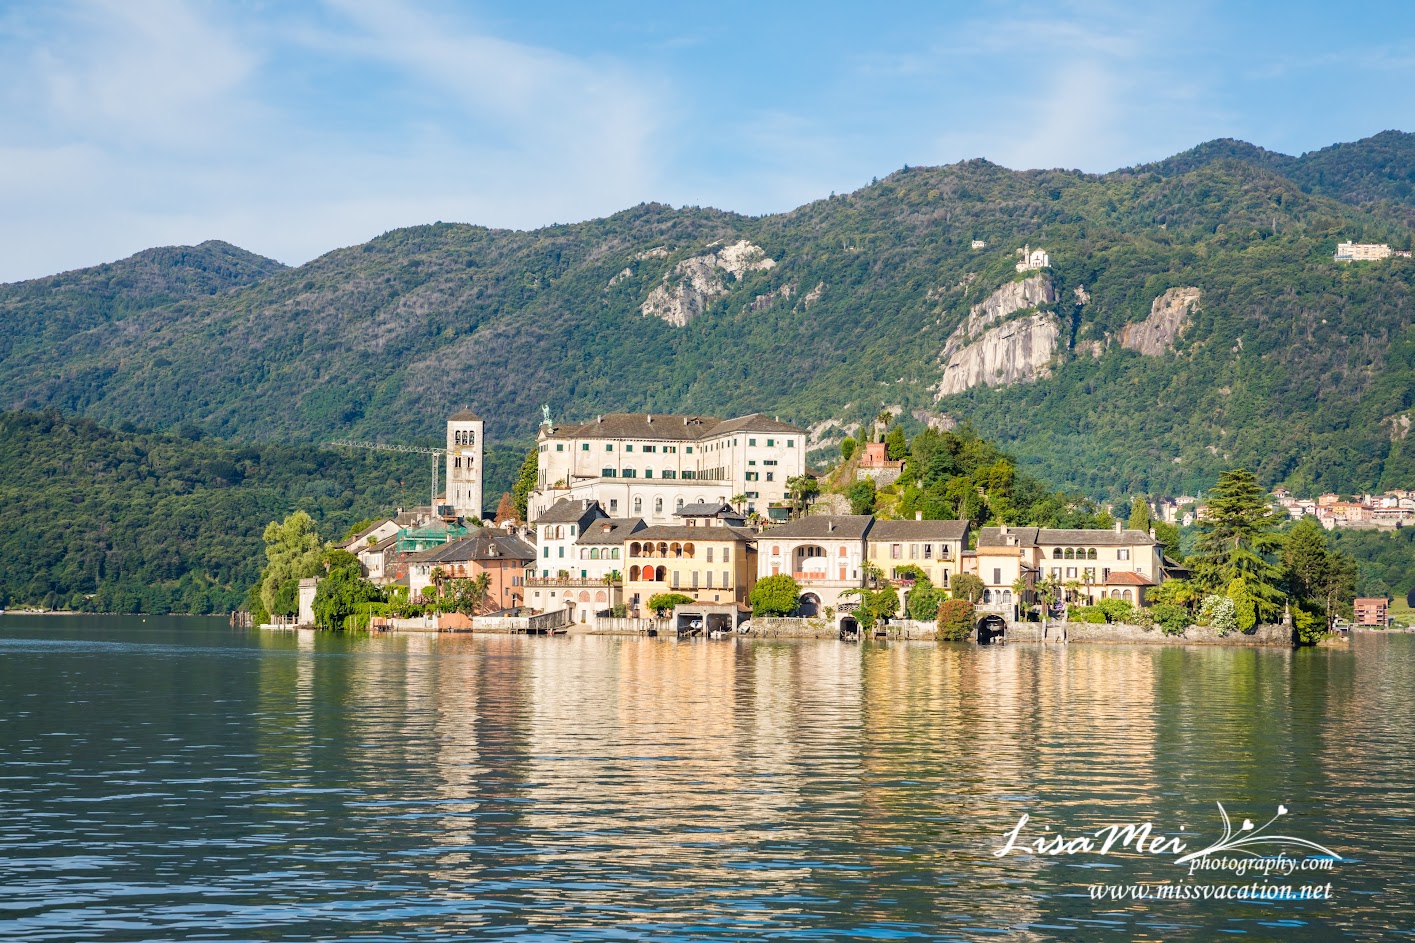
[449, 409, 482, 422]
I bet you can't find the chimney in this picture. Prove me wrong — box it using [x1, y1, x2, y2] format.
[828, 520, 835, 533]
[1149, 527, 1157, 538]
[1114, 520, 1122, 533]
[1000, 523, 1008, 535]
[915, 511, 923, 521]
[647, 414, 653, 423]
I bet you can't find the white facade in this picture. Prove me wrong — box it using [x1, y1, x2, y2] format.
[446, 410, 484, 520]
[529, 413, 806, 522]
[1334, 241, 1392, 262]
[1015, 245, 1051, 272]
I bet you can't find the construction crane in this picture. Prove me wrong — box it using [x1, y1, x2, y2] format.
[327, 440, 447, 518]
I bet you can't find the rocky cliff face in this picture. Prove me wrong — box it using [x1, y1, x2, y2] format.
[942, 273, 1056, 358]
[640, 240, 777, 326]
[1120, 286, 1201, 355]
[936, 312, 1061, 397]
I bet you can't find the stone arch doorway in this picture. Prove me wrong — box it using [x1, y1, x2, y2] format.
[839, 616, 860, 640]
[798, 593, 821, 618]
[977, 614, 1007, 645]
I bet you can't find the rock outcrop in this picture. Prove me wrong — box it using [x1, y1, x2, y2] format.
[941, 274, 1056, 358]
[640, 240, 777, 326]
[1120, 287, 1200, 356]
[936, 312, 1061, 397]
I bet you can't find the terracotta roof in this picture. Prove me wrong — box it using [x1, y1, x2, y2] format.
[449, 408, 482, 421]
[576, 517, 647, 545]
[548, 413, 719, 441]
[1103, 571, 1155, 586]
[632, 525, 755, 543]
[544, 411, 804, 442]
[407, 533, 535, 564]
[533, 498, 605, 526]
[675, 501, 746, 521]
[868, 519, 969, 541]
[760, 515, 874, 540]
[705, 413, 805, 436]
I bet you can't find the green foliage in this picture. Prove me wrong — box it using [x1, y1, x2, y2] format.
[750, 574, 801, 616]
[647, 592, 694, 616]
[1283, 517, 1358, 626]
[936, 598, 975, 641]
[1093, 597, 1135, 624]
[950, 572, 985, 602]
[1127, 497, 1152, 532]
[312, 563, 383, 629]
[259, 511, 324, 615]
[1292, 603, 1327, 645]
[1190, 469, 1285, 620]
[840, 438, 856, 462]
[511, 448, 538, 522]
[0, 411, 435, 615]
[1227, 577, 1258, 633]
[1071, 606, 1109, 624]
[1153, 520, 1183, 561]
[1329, 526, 1415, 600]
[885, 427, 908, 461]
[846, 478, 876, 515]
[1149, 577, 1201, 610]
[1151, 603, 1190, 635]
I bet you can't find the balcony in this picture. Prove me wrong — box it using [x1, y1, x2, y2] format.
[526, 576, 618, 588]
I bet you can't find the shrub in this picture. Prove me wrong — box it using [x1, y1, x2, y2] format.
[1151, 603, 1190, 636]
[937, 599, 975, 641]
[647, 592, 694, 617]
[1226, 577, 1257, 633]
[840, 437, 856, 461]
[1094, 597, 1135, 624]
[750, 574, 801, 617]
[906, 584, 946, 621]
[1198, 595, 1238, 636]
[1131, 606, 1155, 631]
[1071, 606, 1107, 624]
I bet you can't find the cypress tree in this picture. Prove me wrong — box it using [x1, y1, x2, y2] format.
[1191, 469, 1285, 620]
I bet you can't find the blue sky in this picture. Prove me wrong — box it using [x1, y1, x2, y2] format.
[2, 0, 1415, 282]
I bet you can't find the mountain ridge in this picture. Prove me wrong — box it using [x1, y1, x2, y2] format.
[3, 133, 1414, 500]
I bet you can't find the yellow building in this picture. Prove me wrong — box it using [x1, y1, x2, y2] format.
[865, 518, 969, 589]
[624, 525, 756, 616]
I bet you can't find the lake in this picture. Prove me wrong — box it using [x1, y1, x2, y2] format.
[1, 616, 1411, 941]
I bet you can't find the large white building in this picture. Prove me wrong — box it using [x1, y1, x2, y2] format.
[446, 409, 484, 520]
[528, 412, 807, 523]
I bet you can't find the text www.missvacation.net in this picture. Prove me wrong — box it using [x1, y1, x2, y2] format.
[1091, 882, 1334, 902]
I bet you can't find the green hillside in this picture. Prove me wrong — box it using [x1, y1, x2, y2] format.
[0, 411, 520, 614]
[3, 134, 1414, 500]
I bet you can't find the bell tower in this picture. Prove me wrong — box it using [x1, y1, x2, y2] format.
[446, 409, 484, 520]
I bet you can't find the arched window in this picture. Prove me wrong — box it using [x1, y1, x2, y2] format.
[655, 497, 664, 514]
[839, 546, 848, 556]
[1053, 548, 1063, 559]
[1064, 548, 1074, 560]
[683, 543, 695, 558]
[655, 565, 667, 581]
[611, 548, 620, 559]
[676, 497, 685, 509]
[629, 565, 641, 580]
[657, 542, 669, 556]
[1087, 548, 1097, 560]
[630, 542, 641, 557]
[633, 497, 643, 515]
[670, 542, 682, 557]
[590, 548, 600, 560]
[1123, 589, 1133, 601]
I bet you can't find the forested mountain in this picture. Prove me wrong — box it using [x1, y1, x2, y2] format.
[3, 133, 1414, 500]
[0, 411, 521, 614]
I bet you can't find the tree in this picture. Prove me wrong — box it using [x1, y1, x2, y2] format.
[1127, 497, 1152, 532]
[312, 559, 383, 629]
[937, 599, 975, 641]
[494, 492, 517, 524]
[1227, 577, 1257, 633]
[951, 572, 985, 602]
[1282, 517, 1358, 630]
[258, 511, 324, 616]
[647, 592, 693, 616]
[786, 474, 820, 515]
[906, 582, 946, 621]
[840, 437, 856, 461]
[511, 448, 538, 521]
[1190, 469, 1285, 621]
[846, 478, 876, 515]
[1153, 520, 1183, 562]
[885, 426, 908, 461]
[750, 574, 801, 616]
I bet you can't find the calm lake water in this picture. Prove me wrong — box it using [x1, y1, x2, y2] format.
[1, 616, 1412, 941]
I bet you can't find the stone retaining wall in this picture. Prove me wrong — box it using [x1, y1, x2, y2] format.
[1003, 621, 1292, 646]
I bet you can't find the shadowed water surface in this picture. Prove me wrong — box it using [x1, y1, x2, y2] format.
[0, 616, 1411, 941]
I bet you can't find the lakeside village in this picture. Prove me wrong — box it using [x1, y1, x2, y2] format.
[262, 407, 1396, 644]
